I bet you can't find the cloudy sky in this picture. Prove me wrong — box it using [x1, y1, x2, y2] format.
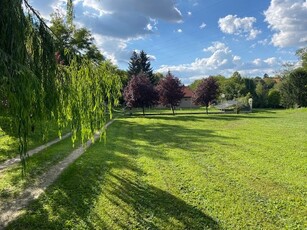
[29, 0, 307, 84]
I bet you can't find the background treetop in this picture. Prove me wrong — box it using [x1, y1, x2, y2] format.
[127, 50, 155, 84]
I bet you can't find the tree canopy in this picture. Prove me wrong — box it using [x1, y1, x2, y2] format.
[127, 50, 155, 84]
[156, 72, 184, 115]
[280, 68, 307, 108]
[50, 12, 104, 64]
[193, 77, 219, 114]
[123, 74, 158, 115]
[296, 47, 307, 70]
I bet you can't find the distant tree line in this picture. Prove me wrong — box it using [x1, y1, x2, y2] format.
[189, 48, 307, 109]
[123, 48, 307, 114]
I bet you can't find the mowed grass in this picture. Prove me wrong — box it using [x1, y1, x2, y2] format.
[0, 117, 69, 163]
[0, 136, 81, 202]
[7, 109, 307, 229]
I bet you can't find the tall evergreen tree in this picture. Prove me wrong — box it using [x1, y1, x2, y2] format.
[127, 50, 155, 84]
[127, 51, 141, 77]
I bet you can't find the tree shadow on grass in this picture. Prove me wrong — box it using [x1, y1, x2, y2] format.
[141, 114, 277, 122]
[6, 142, 143, 229]
[104, 173, 220, 229]
[7, 119, 221, 229]
[112, 120, 236, 154]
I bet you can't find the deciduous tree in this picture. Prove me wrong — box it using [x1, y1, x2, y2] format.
[280, 68, 307, 108]
[156, 72, 184, 115]
[50, 12, 104, 64]
[0, 0, 121, 173]
[193, 77, 219, 114]
[124, 74, 158, 115]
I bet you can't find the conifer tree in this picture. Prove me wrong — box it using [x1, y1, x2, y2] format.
[127, 50, 155, 84]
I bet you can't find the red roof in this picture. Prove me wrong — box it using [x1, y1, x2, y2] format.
[182, 87, 194, 98]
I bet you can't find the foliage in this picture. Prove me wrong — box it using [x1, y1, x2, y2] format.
[189, 73, 282, 109]
[0, 118, 69, 163]
[268, 89, 281, 108]
[7, 109, 307, 229]
[188, 79, 202, 91]
[156, 72, 184, 115]
[50, 12, 104, 64]
[123, 74, 158, 115]
[280, 68, 307, 108]
[296, 47, 307, 69]
[153, 72, 165, 85]
[59, 59, 122, 143]
[223, 71, 245, 100]
[193, 77, 219, 114]
[0, 0, 59, 172]
[127, 50, 155, 84]
[0, 0, 121, 173]
[255, 81, 268, 108]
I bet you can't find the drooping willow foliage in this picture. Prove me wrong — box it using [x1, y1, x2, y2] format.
[0, 0, 122, 174]
[57, 58, 122, 144]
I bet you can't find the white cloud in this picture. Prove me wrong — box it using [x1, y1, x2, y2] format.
[188, 11, 192, 16]
[258, 38, 269, 46]
[264, 0, 307, 47]
[157, 42, 283, 85]
[29, 0, 182, 65]
[177, 29, 183, 33]
[218, 15, 261, 40]
[199, 22, 206, 29]
[93, 34, 131, 65]
[24, 0, 68, 22]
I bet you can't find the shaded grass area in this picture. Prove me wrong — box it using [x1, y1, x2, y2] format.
[0, 136, 81, 203]
[126, 106, 222, 116]
[0, 116, 69, 163]
[7, 109, 307, 229]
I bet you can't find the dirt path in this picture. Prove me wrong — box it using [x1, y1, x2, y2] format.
[0, 120, 115, 229]
[0, 132, 72, 171]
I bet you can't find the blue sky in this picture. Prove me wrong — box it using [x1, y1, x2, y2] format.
[30, 0, 307, 84]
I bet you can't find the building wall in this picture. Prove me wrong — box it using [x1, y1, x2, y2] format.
[179, 97, 199, 108]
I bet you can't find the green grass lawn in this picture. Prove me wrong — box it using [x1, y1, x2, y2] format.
[7, 109, 307, 229]
[0, 136, 81, 202]
[0, 117, 70, 163]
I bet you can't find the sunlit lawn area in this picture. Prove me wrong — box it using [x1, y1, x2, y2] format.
[0, 135, 81, 202]
[0, 117, 69, 163]
[7, 109, 307, 229]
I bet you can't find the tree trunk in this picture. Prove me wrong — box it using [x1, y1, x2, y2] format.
[142, 106, 145, 116]
[171, 105, 175, 115]
[206, 106, 208, 114]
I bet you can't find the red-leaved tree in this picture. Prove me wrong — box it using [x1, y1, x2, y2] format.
[156, 72, 184, 115]
[193, 77, 219, 114]
[124, 74, 158, 115]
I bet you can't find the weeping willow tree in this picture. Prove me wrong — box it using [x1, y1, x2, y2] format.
[0, 0, 122, 174]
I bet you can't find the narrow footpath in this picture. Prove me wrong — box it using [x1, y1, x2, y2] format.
[0, 133, 72, 171]
[0, 120, 115, 229]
